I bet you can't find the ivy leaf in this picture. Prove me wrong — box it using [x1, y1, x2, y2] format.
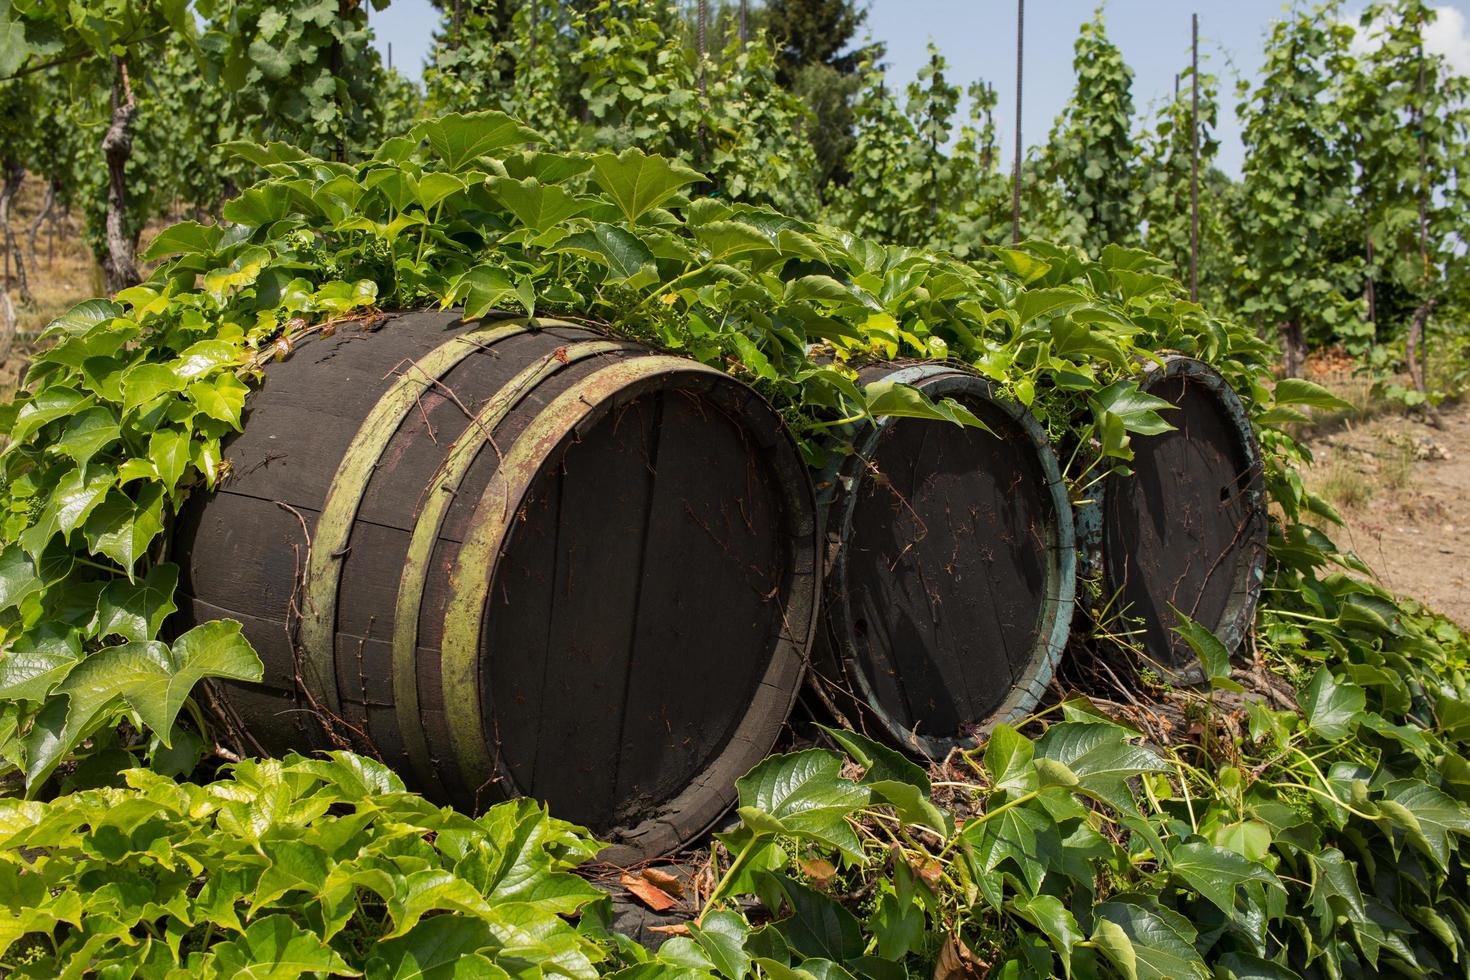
[734, 749, 870, 861]
[961, 798, 1058, 896]
[1016, 287, 1084, 325]
[149, 429, 193, 496]
[693, 220, 775, 260]
[91, 563, 179, 643]
[763, 873, 865, 964]
[19, 464, 116, 559]
[487, 176, 594, 232]
[24, 619, 262, 787]
[188, 375, 249, 428]
[0, 626, 82, 702]
[1089, 380, 1175, 436]
[590, 147, 704, 224]
[0, 544, 43, 613]
[1380, 779, 1470, 870]
[553, 224, 656, 283]
[174, 340, 239, 381]
[207, 914, 358, 978]
[689, 910, 752, 980]
[1273, 378, 1352, 412]
[864, 382, 990, 431]
[1169, 610, 1238, 688]
[819, 726, 950, 834]
[367, 916, 498, 980]
[447, 265, 516, 321]
[985, 723, 1039, 795]
[11, 387, 91, 444]
[417, 111, 544, 172]
[1300, 668, 1365, 741]
[1164, 839, 1282, 920]
[385, 870, 495, 939]
[83, 485, 166, 577]
[140, 222, 224, 261]
[120, 362, 187, 418]
[1034, 722, 1170, 812]
[1009, 893, 1083, 978]
[39, 299, 122, 341]
[51, 407, 121, 467]
[1091, 899, 1209, 980]
[253, 839, 332, 911]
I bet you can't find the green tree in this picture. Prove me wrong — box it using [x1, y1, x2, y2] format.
[1, 0, 199, 291]
[1138, 67, 1233, 309]
[1040, 10, 1140, 254]
[1235, 2, 1361, 376]
[1342, 0, 1470, 400]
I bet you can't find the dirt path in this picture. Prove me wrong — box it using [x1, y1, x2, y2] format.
[1302, 394, 1470, 626]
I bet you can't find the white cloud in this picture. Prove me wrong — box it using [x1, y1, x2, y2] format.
[1348, 5, 1470, 77]
[1425, 6, 1470, 76]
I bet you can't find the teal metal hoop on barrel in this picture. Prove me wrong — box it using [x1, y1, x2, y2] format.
[814, 362, 1076, 759]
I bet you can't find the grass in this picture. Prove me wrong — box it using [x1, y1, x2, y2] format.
[1315, 456, 1375, 512]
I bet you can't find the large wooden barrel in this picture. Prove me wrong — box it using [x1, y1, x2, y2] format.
[1082, 356, 1267, 683]
[172, 309, 819, 858]
[814, 363, 1075, 758]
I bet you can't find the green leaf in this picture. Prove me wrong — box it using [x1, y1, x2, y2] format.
[0, 626, 82, 702]
[1034, 722, 1169, 811]
[83, 485, 166, 576]
[984, 723, 1038, 795]
[553, 224, 656, 283]
[369, 917, 501, 980]
[91, 563, 179, 643]
[19, 464, 115, 558]
[24, 618, 262, 788]
[962, 797, 1059, 895]
[209, 914, 359, 979]
[147, 429, 192, 497]
[11, 387, 91, 443]
[1016, 287, 1084, 325]
[385, 870, 495, 939]
[0, 544, 42, 612]
[1164, 839, 1281, 919]
[590, 147, 704, 223]
[120, 361, 187, 417]
[487, 176, 594, 232]
[764, 874, 865, 963]
[141, 222, 224, 261]
[865, 381, 990, 431]
[694, 221, 775, 260]
[1009, 893, 1083, 978]
[417, 111, 544, 172]
[1380, 779, 1470, 870]
[174, 340, 239, 381]
[1300, 668, 1365, 740]
[1169, 610, 1235, 686]
[734, 749, 870, 860]
[689, 910, 752, 980]
[1091, 899, 1209, 980]
[818, 726, 949, 834]
[51, 407, 121, 467]
[1090, 380, 1175, 436]
[1273, 378, 1352, 412]
[448, 265, 516, 320]
[253, 839, 331, 910]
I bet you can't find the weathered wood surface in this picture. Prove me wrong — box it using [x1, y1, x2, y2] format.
[1095, 357, 1268, 683]
[816, 364, 1076, 757]
[172, 308, 819, 859]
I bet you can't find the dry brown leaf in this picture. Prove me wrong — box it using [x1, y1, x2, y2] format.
[639, 867, 686, 899]
[621, 873, 678, 912]
[799, 857, 837, 889]
[932, 934, 987, 980]
[910, 857, 944, 890]
[647, 923, 691, 937]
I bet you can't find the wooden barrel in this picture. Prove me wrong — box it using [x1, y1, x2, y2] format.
[1082, 356, 1267, 683]
[171, 309, 819, 858]
[814, 364, 1076, 758]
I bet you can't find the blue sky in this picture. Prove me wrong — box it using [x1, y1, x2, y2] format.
[367, 1, 1470, 177]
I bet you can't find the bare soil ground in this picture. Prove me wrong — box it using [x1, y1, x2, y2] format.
[1297, 356, 1470, 626]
